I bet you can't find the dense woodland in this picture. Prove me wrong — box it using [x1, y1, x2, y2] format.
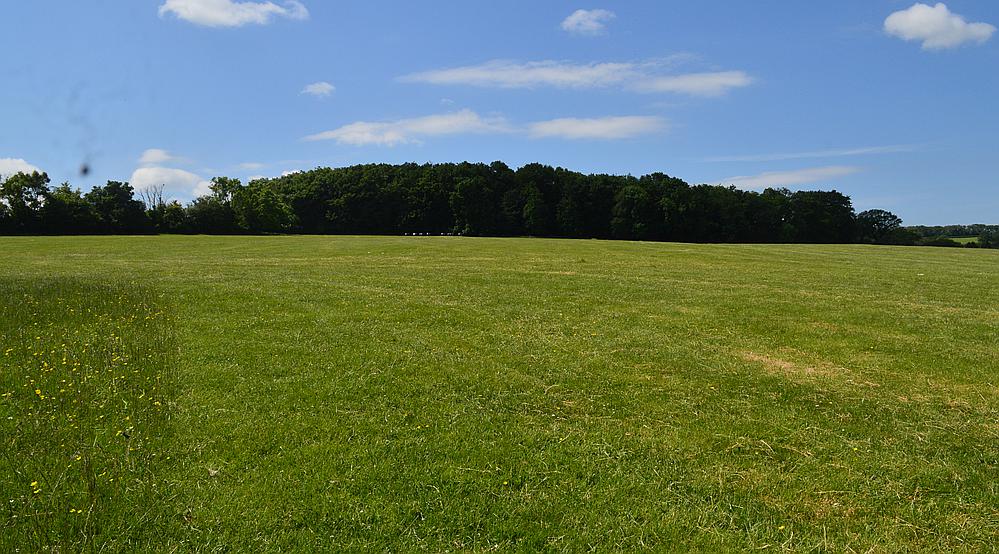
[1, 162, 995, 247]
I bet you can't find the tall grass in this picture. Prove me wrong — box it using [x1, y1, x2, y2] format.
[0, 279, 175, 551]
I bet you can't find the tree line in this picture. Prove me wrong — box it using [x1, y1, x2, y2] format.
[1, 162, 994, 247]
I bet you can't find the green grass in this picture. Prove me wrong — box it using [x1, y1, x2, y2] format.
[1, 279, 175, 550]
[2, 236, 998, 552]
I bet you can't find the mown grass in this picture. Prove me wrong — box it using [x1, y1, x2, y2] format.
[0, 278, 175, 551]
[1, 236, 997, 552]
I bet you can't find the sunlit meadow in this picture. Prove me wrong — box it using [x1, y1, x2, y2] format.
[1, 235, 998, 551]
[1, 279, 174, 551]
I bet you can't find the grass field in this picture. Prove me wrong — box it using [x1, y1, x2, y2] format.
[946, 236, 980, 245]
[2, 236, 998, 552]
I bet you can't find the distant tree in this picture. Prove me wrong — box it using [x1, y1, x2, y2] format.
[879, 227, 919, 246]
[521, 185, 550, 236]
[857, 209, 903, 243]
[450, 176, 497, 236]
[517, 164, 558, 234]
[980, 228, 999, 249]
[185, 177, 241, 234]
[161, 201, 190, 233]
[84, 181, 150, 234]
[556, 185, 585, 238]
[918, 237, 962, 247]
[0, 197, 8, 233]
[499, 187, 526, 236]
[187, 196, 236, 234]
[233, 182, 296, 233]
[138, 184, 166, 211]
[43, 183, 97, 234]
[210, 176, 242, 204]
[787, 190, 856, 243]
[0, 171, 50, 234]
[0, 161, 904, 243]
[611, 184, 654, 240]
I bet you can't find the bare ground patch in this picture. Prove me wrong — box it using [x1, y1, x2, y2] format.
[739, 350, 879, 389]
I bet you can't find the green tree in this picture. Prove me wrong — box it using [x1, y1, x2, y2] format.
[161, 201, 190, 233]
[42, 183, 97, 234]
[186, 177, 241, 233]
[611, 184, 654, 240]
[980, 228, 999, 249]
[787, 190, 856, 243]
[450, 176, 497, 236]
[84, 181, 150, 234]
[521, 185, 550, 236]
[857, 209, 903, 243]
[232, 182, 296, 233]
[0, 171, 50, 234]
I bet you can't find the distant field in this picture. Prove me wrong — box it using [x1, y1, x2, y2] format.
[2, 236, 998, 552]
[947, 236, 980, 245]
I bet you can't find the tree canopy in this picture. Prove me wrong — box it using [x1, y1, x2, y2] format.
[0, 163, 992, 248]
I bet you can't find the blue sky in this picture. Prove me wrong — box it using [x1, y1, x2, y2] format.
[1, 1, 997, 225]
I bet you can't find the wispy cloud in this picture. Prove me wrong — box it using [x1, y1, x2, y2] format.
[303, 109, 512, 146]
[529, 116, 666, 140]
[158, 0, 309, 28]
[399, 59, 752, 97]
[634, 71, 753, 96]
[718, 166, 861, 190]
[237, 162, 266, 171]
[301, 81, 335, 97]
[885, 3, 995, 50]
[138, 148, 184, 166]
[0, 158, 42, 178]
[703, 144, 918, 163]
[561, 9, 616, 35]
[305, 110, 668, 146]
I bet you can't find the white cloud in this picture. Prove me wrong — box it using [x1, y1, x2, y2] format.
[529, 116, 666, 140]
[138, 148, 183, 166]
[401, 60, 633, 89]
[130, 167, 212, 200]
[885, 3, 995, 50]
[400, 59, 752, 96]
[301, 81, 335, 97]
[158, 0, 308, 28]
[305, 110, 668, 145]
[238, 162, 266, 170]
[718, 166, 861, 190]
[634, 71, 753, 96]
[703, 144, 918, 163]
[193, 180, 214, 197]
[303, 109, 511, 146]
[0, 158, 42, 179]
[561, 9, 616, 35]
